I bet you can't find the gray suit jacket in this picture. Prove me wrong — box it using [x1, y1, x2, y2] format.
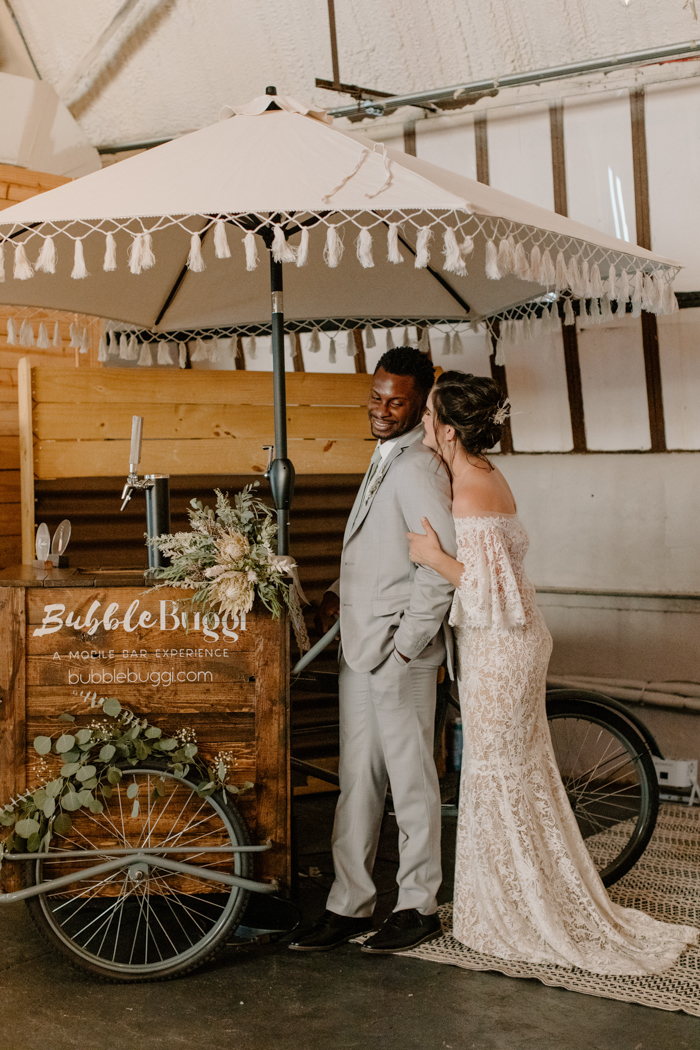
[330, 425, 456, 675]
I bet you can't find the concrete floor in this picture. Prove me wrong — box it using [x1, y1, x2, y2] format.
[0, 794, 698, 1050]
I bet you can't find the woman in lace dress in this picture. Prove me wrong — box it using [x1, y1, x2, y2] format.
[407, 370, 697, 975]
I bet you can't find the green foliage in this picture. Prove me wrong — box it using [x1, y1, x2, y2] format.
[0, 700, 253, 861]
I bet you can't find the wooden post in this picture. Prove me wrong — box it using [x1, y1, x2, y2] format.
[292, 333, 305, 372]
[352, 329, 367, 373]
[17, 358, 35, 564]
[0, 586, 26, 892]
[234, 335, 246, 370]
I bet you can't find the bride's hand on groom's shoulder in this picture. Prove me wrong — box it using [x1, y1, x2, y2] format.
[407, 517, 443, 567]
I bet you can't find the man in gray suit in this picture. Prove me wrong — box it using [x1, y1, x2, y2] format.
[290, 347, 456, 954]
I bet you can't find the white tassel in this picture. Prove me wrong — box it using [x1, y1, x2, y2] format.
[452, 330, 464, 355]
[107, 331, 118, 356]
[590, 264, 605, 299]
[513, 242, 530, 280]
[346, 330, 356, 357]
[178, 344, 188, 368]
[485, 240, 500, 280]
[35, 237, 56, 274]
[52, 321, 61, 347]
[363, 323, 376, 349]
[37, 322, 49, 349]
[187, 233, 205, 272]
[400, 326, 409, 347]
[589, 298, 601, 323]
[6, 317, 16, 345]
[247, 335, 257, 359]
[618, 270, 631, 304]
[442, 228, 466, 276]
[385, 329, 394, 350]
[356, 228, 374, 269]
[103, 232, 117, 271]
[82, 326, 90, 354]
[296, 228, 310, 267]
[607, 263, 617, 300]
[328, 336, 336, 364]
[555, 251, 568, 291]
[563, 299, 576, 326]
[580, 260, 592, 299]
[443, 332, 452, 356]
[119, 333, 129, 359]
[69, 321, 80, 348]
[243, 232, 258, 271]
[308, 329, 321, 353]
[581, 299, 591, 322]
[137, 342, 153, 367]
[494, 337, 506, 367]
[540, 249, 555, 287]
[418, 327, 430, 354]
[0, 242, 5, 282]
[529, 245, 541, 284]
[19, 319, 34, 346]
[387, 224, 404, 264]
[126, 334, 138, 361]
[157, 342, 174, 366]
[414, 227, 432, 269]
[214, 220, 231, 259]
[323, 226, 343, 268]
[285, 335, 295, 359]
[497, 237, 514, 276]
[14, 243, 34, 280]
[272, 225, 296, 264]
[71, 240, 88, 279]
[631, 270, 644, 304]
[643, 273, 660, 312]
[461, 235, 474, 256]
[567, 257, 582, 298]
[547, 304, 558, 330]
[97, 334, 107, 362]
[600, 297, 613, 322]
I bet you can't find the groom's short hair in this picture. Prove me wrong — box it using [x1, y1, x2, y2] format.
[375, 346, 435, 398]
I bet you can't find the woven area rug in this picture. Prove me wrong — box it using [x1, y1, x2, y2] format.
[402, 804, 700, 1016]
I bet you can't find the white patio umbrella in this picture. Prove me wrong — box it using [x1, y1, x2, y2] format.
[0, 88, 680, 551]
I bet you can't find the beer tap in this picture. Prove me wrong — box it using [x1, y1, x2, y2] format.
[120, 415, 171, 571]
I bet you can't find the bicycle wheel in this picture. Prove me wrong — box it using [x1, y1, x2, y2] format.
[24, 763, 252, 981]
[546, 695, 659, 887]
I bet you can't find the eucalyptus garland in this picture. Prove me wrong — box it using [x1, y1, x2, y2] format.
[0, 697, 253, 860]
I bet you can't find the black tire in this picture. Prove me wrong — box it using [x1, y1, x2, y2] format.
[546, 687, 664, 758]
[24, 762, 252, 981]
[546, 695, 659, 886]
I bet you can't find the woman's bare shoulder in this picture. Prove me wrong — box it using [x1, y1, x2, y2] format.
[452, 462, 517, 517]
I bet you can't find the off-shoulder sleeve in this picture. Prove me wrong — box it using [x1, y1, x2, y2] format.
[448, 522, 526, 632]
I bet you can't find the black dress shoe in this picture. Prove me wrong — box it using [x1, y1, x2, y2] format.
[288, 910, 374, 952]
[360, 909, 442, 954]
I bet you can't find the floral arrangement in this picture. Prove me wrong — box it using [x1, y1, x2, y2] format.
[0, 696, 252, 859]
[151, 484, 309, 652]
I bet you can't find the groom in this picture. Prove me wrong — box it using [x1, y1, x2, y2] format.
[289, 347, 457, 954]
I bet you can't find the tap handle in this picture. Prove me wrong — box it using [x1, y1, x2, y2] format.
[120, 482, 133, 512]
[130, 415, 144, 471]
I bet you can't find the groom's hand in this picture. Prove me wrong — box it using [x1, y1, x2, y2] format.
[315, 590, 340, 635]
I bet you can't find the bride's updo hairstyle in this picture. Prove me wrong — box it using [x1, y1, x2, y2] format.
[432, 370, 508, 458]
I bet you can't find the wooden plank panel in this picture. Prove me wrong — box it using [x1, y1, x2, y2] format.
[0, 470, 20, 500]
[27, 683, 256, 715]
[0, 369, 18, 401]
[26, 653, 256, 687]
[0, 435, 19, 468]
[34, 437, 374, 478]
[253, 612, 289, 885]
[0, 503, 20, 535]
[34, 403, 370, 441]
[18, 358, 34, 563]
[0, 164, 69, 190]
[0, 402, 18, 436]
[0, 588, 25, 892]
[33, 369, 373, 407]
[0, 535, 21, 567]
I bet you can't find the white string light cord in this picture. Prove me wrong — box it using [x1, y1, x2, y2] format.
[0, 209, 680, 319]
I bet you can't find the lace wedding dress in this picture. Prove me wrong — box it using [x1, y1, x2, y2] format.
[450, 514, 698, 975]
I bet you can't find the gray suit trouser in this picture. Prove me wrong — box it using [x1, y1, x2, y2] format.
[326, 651, 442, 918]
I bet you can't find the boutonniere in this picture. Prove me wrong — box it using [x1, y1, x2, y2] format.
[364, 463, 389, 503]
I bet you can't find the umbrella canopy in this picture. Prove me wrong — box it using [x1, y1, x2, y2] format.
[0, 90, 681, 552]
[0, 91, 679, 329]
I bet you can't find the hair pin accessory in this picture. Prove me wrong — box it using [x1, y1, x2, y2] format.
[492, 398, 511, 426]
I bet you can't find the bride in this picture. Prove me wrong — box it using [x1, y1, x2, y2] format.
[407, 370, 697, 975]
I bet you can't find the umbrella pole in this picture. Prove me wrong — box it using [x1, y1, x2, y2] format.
[268, 254, 295, 555]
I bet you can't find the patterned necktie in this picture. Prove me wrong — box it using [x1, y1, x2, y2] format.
[351, 446, 383, 527]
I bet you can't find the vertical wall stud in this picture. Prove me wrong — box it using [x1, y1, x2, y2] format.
[352, 329, 367, 373]
[17, 356, 35, 564]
